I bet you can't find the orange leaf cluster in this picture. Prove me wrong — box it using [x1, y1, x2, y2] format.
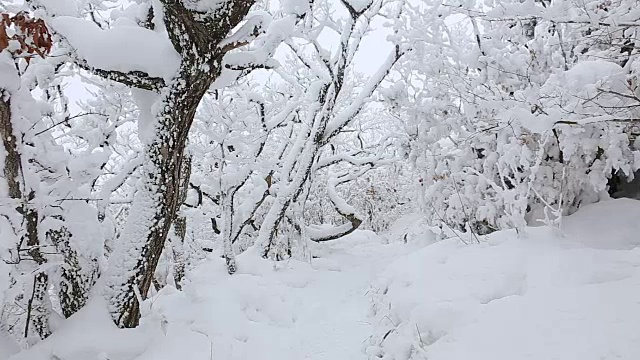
[0, 12, 53, 62]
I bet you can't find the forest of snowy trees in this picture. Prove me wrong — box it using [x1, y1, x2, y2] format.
[0, 0, 639, 357]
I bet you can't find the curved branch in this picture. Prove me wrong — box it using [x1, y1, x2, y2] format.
[307, 168, 369, 242]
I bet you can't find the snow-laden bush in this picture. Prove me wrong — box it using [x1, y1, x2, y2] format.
[390, 0, 640, 235]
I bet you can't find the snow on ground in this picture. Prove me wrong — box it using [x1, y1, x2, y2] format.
[7, 230, 419, 360]
[137, 231, 418, 360]
[382, 212, 436, 245]
[5, 198, 640, 360]
[366, 198, 640, 360]
[0, 333, 18, 360]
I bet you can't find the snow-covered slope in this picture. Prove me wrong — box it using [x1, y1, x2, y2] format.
[366, 198, 640, 360]
[5, 199, 640, 360]
[6, 231, 418, 360]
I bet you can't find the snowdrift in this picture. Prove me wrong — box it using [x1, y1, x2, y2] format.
[366, 198, 640, 360]
[3, 199, 639, 360]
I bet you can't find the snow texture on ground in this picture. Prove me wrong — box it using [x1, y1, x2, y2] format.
[6, 230, 419, 360]
[366, 198, 640, 360]
[5, 198, 640, 360]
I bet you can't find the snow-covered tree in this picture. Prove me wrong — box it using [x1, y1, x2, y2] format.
[29, 0, 303, 327]
[0, 9, 102, 344]
[251, 0, 406, 259]
[391, 0, 640, 238]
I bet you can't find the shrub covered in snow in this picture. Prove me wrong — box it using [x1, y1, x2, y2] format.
[389, 0, 640, 235]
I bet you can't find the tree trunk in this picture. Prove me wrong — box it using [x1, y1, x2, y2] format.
[171, 216, 187, 290]
[104, 68, 215, 328]
[221, 191, 238, 273]
[172, 155, 191, 289]
[1, 97, 50, 340]
[50, 227, 98, 318]
[23, 273, 50, 341]
[98, 0, 255, 327]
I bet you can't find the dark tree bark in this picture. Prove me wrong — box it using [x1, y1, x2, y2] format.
[1, 97, 50, 340]
[100, 0, 256, 327]
[172, 155, 191, 289]
[49, 227, 98, 319]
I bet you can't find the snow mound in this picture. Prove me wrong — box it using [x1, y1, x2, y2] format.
[50, 17, 181, 80]
[561, 198, 640, 249]
[555, 60, 626, 93]
[7, 299, 163, 360]
[182, 0, 226, 13]
[0, 52, 20, 93]
[365, 198, 640, 360]
[383, 212, 437, 245]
